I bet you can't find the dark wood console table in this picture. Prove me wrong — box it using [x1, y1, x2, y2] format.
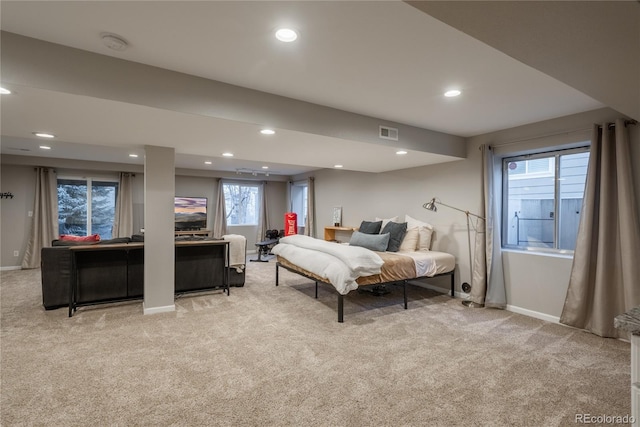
[69, 240, 229, 317]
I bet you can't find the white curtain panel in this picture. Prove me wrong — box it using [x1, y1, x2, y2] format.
[305, 177, 316, 237]
[561, 120, 640, 338]
[22, 168, 59, 269]
[112, 172, 134, 238]
[213, 179, 227, 238]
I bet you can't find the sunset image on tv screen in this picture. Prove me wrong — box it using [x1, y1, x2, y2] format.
[175, 197, 207, 227]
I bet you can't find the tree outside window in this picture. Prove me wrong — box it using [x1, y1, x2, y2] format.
[57, 178, 118, 237]
[223, 183, 259, 225]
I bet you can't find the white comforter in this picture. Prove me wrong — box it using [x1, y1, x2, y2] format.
[271, 235, 384, 295]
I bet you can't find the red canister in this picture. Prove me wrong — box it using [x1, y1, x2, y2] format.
[284, 212, 298, 236]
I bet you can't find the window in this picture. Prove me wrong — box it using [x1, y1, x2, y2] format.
[57, 178, 118, 238]
[290, 181, 308, 232]
[503, 146, 590, 251]
[223, 183, 260, 226]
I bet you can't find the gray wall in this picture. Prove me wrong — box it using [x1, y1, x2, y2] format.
[303, 107, 640, 320]
[0, 165, 36, 267]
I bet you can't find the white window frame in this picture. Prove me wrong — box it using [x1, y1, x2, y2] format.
[222, 181, 261, 226]
[501, 145, 590, 253]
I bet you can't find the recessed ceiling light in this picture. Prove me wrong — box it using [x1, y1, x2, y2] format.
[129, 154, 138, 158]
[444, 89, 462, 97]
[262, 166, 269, 169]
[222, 152, 234, 157]
[39, 145, 51, 150]
[275, 28, 298, 42]
[33, 132, 55, 138]
[396, 150, 408, 155]
[0, 87, 12, 95]
[334, 164, 343, 168]
[205, 161, 212, 165]
[260, 129, 275, 135]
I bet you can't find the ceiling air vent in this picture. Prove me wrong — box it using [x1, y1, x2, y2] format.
[379, 125, 398, 141]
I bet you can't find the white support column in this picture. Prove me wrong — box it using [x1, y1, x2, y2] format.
[143, 145, 175, 314]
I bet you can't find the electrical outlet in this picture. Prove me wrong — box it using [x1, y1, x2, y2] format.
[13, 250, 19, 257]
[28, 211, 33, 217]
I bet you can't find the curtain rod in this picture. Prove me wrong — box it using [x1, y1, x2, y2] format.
[599, 119, 638, 129]
[489, 119, 637, 149]
[489, 126, 591, 149]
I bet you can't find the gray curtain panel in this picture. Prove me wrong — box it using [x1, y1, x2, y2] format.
[213, 179, 227, 238]
[305, 177, 315, 237]
[112, 172, 134, 238]
[470, 145, 506, 308]
[560, 120, 640, 338]
[22, 168, 59, 269]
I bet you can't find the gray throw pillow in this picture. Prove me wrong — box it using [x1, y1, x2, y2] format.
[381, 221, 407, 252]
[359, 220, 382, 234]
[349, 231, 390, 252]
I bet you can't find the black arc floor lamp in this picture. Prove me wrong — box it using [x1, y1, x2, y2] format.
[423, 197, 485, 307]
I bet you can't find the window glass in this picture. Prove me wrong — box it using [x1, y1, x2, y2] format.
[58, 178, 118, 237]
[223, 183, 260, 226]
[290, 182, 308, 232]
[91, 181, 118, 238]
[58, 179, 88, 235]
[503, 147, 589, 251]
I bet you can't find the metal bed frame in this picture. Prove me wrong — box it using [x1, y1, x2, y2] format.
[276, 261, 455, 323]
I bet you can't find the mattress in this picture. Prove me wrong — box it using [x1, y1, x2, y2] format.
[277, 249, 455, 289]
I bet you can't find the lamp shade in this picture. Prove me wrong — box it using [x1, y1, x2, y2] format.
[423, 198, 437, 212]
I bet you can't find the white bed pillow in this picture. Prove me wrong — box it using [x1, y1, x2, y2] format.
[398, 227, 420, 252]
[405, 215, 434, 251]
[375, 216, 398, 232]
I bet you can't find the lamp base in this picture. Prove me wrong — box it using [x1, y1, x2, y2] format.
[462, 300, 485, 308]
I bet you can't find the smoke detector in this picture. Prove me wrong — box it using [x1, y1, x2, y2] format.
[101, 33, 129, 51]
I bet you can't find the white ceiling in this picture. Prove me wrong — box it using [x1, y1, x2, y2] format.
[0, 1, 604, 176]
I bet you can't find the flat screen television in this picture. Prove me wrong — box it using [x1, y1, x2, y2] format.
[174, 196, 207, 230]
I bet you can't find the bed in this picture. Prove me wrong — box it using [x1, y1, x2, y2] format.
[271, 234, 456, 322]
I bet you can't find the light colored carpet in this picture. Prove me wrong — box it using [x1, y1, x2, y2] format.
[0, 260, 631, 426]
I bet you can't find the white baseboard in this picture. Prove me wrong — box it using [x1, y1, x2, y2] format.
[416, 281, 561, 324]
[143, 304, 175, 315]
[1, 266, 22, 271]
[506, 304, 560, 324]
